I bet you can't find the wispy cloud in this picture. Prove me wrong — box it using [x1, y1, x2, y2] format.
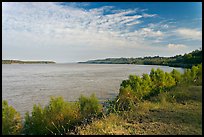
[142, 13, 157, 18]
[167, 43, 187, 49]
[2, 2, 160, 48]
[2, 2, 202, 62]
[138, 28, 163, 37]
[175, 28, 202, 40]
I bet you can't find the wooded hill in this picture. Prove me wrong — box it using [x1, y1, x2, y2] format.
[79, 49, 202, 68]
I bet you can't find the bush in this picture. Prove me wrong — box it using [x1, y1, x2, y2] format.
[2, 100, 23, 135]
[181, 64, 202, 85]
[170, 69, 182, 85]
[115, 86, 139, 111]
[197, 64, 202, 85]
[141, 74, 152, 93]
[23, 97, 81, 135]
[120, 68, 177, 102]
[193, 64, 202, 85]
[23, 104, 46, 135]
[22, 95, 103, 135]
[79, 94, 102, 119]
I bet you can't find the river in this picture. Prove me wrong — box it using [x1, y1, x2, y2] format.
[2, 63, 184, 116]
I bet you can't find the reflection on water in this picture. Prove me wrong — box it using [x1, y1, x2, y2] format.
[2, 63, 184, 116]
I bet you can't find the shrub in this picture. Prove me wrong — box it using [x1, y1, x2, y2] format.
[181, 64, 202, 85]
[170, 69, 182, 85]
[164, 72, 176, 88]
[115, 86, 139, 111]
[192, 64, 202, 85]
[120, 79, 130, 88]
[45, 97, 81, 134]
[23, 104, 46, 135]
[79, 94, 102, 119]
[196, 64, 202, 85]
[23, 97, 81, 135]
[182, 68, 193, 85]
[141, 74, 152, 92]
[119, 68, 178, 101]
[2, 100, 22, 135]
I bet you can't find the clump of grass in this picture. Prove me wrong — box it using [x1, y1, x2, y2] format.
[77, 113, 129, 135]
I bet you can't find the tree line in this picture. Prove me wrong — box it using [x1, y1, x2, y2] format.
[2, 60, 55, 64]
[80, 49, 202, 68]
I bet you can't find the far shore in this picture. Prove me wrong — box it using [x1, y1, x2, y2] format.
[2, 60, 56, 64]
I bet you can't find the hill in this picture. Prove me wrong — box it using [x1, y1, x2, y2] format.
[79, 49, 202, 68]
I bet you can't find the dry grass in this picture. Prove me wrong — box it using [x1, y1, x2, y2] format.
[76, 85, 202, 135]
[76, 113, 130, 135]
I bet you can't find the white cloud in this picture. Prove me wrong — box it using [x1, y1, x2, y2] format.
[2, 2, 161, 49]
[148, 20, 176, 31]
[167, 43, 187, 49]
[176, 28, 202, 40]
[2, 2, 200, 62]
[142, 13, 157, 18]
[126, 21, 141, 26]
[138, 28, 164, 37]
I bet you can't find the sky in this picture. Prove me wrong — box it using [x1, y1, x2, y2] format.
[2, 2, 202, 63]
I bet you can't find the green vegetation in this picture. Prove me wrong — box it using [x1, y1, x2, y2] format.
[2, 101, 23, 135]
[77, 92, 202, 135]
[22, 95, 102, 135]
[107, 63, 201, 113]
[79, 94, 102, 119]
[23, 97, 81, 135]
[77, 64, 202, 135]
[2, 63, 202, 135]
[2, 60, 55, 64]
[79, 49, 202, 68]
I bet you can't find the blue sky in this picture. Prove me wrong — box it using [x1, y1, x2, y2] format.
[2, 2, 202, 63]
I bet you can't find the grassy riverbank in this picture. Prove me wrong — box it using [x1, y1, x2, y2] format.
[77, 85, 202, 135]
[2, 64, 202, 135]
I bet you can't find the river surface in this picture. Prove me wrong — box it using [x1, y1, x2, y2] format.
[2, 63, 184, 116]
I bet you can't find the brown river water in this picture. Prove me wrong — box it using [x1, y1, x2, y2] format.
[2, 63, 184, 116]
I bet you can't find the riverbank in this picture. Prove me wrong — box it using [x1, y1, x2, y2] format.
[2, 60, 56, 64]
[79, 49, 202, 69]
[77, 85, 202, 135]
[2, 64, 202, 135]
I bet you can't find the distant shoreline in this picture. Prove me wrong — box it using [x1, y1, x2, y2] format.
[2, 60, 56, 64]
[78, 49, 202, 69]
